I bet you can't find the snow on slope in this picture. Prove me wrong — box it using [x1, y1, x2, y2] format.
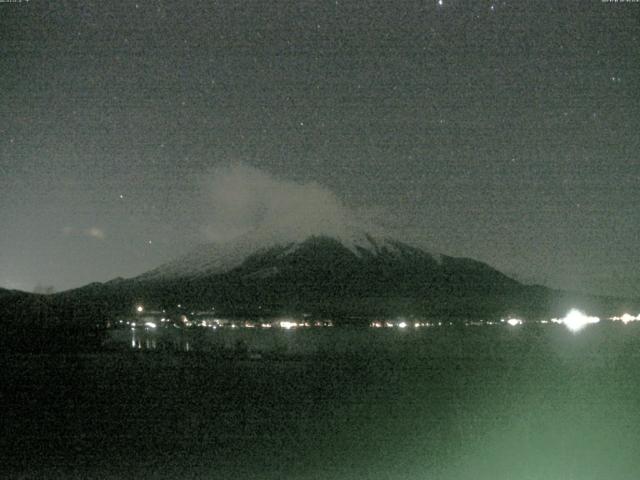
[138, 224, 442, 281]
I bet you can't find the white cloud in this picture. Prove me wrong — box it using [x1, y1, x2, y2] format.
[62, 226, 105, 240]
[84, 227, 106, 240]
[199, 164, 379, 244]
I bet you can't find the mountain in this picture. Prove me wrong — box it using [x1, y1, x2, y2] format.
[59, 230, 633, 321]
[2, 230, 638, 330]
[0, 287, 21, 299]
[141, 229, 444, 281]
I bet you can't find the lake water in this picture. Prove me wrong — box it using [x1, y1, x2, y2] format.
[2, 323, 640, 479]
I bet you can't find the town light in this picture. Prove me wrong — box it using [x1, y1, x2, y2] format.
[610, 313, 640, 324]
[560, 309, 599, 333]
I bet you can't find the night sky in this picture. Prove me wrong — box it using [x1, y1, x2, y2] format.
[1, 1, 638, 297]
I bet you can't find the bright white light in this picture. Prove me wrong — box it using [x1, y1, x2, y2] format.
[609, 313, 640, 324]
[280, 321, 297, 330]
[621, 313, 636, 324]
[611, 313, 640, 324]
[136, 305, 144, 313]
[561, 309, 600, 332]
[506, 318, 522, 326]
[145, 321, 157, 329]
[398, 322, 407, 329]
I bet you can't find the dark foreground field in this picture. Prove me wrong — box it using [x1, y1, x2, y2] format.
[2, 324, 640, 479]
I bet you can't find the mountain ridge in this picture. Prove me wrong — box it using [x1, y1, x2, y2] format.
[108, 233, 531, 318]
[136, 228, 444, 281]
[2, 232, 638, 329]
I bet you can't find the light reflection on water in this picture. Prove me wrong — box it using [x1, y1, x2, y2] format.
[11, 323, 640, 480]
[109, 322, 640, 361]
[111, 325, 424, 355]
[130, 330, 158, 350]
[124, 327, 187, 351]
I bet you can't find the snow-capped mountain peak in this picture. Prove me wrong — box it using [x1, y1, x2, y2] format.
[137, 226, 442, 281]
